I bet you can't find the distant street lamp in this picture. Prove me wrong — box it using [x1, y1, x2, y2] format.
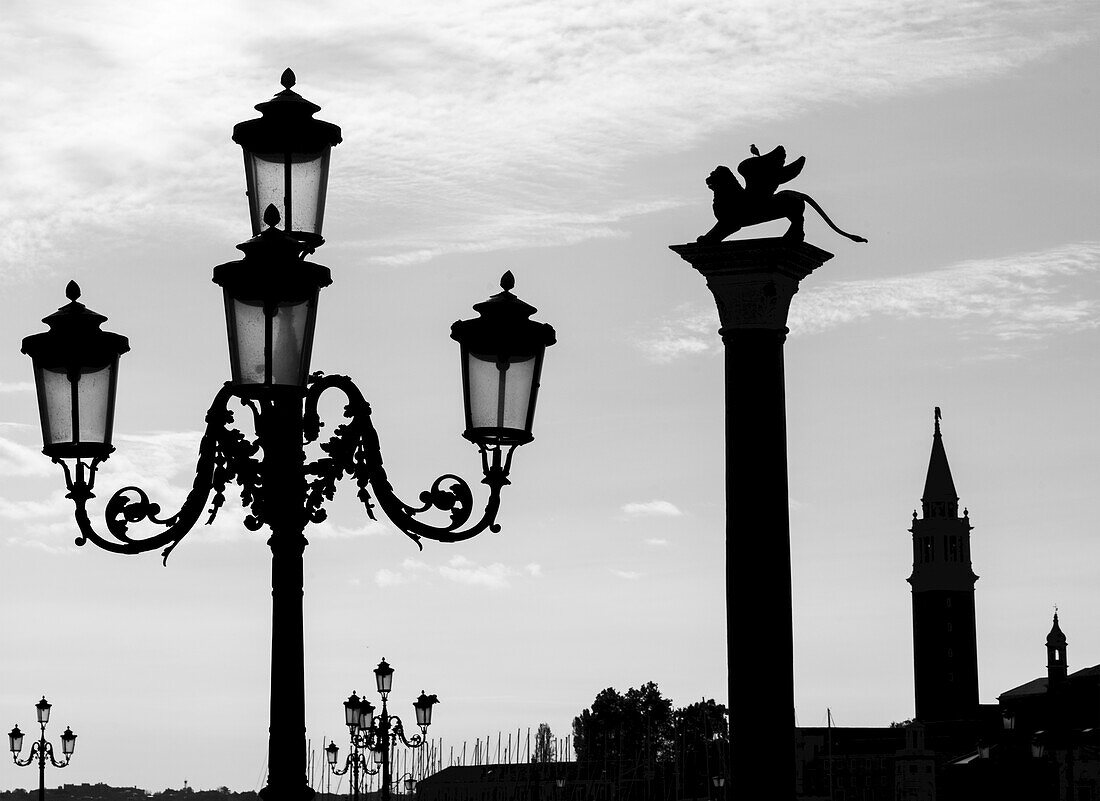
[20, 70, 555, 801]
[395, 773, 416, 795]
[326, 707, 379, 801]
[8, 697, 76, 801]
[333, 659, 437, 801]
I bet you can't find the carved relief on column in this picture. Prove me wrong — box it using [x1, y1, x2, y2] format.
[669, 238, 833, 332]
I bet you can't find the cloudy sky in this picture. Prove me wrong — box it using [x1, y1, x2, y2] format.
[1, 0, 1099, 791]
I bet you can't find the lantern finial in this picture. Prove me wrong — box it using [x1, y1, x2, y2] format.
[263, 204, 282, 229]
[500, 271, 515, 292]
[281, 68, 296, 90]
[66, 281, 81, 302]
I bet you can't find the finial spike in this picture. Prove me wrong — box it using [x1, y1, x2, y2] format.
[934, 406, 942, 436]
[281, 68, 296, 90]
[500, 271, 515, 292]
[263, 204, 281, 228]
[65, 280, 80, 302]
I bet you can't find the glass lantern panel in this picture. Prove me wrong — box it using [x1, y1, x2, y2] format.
[246, 152, 287, 237]
[36, 366, 73, 447]
[246, 150, 330, 238]
[75, 364, 113, 446]
[289, 150, 330, 235]
[61, 733, 75, 755]
[466, 353, 535, 432]
[500, 355, 535, 431]
[466, 354, 500, 430]
[230, 298, 268, 385]
[269, 299, 311, 386]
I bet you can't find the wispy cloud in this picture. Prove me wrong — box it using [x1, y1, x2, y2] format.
[610, 569, 643, 580]
[621, 500, 684, 518]
[0, 1, 1087, 272]
[374, 555, 541, 590]
[645, 538, 669, 547]
[640, 242, 1100, 360]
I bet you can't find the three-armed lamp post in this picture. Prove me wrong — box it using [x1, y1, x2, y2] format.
[328, 659, 436, 801]
[8, 697, 77, 801]
[21, 70, 555, 801]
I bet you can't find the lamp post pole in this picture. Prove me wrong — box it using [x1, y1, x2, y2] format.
[21, 71, 554, 801]
[669, 239, 832, 799]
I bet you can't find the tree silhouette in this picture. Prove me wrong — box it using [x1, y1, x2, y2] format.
[572, 682, 674, 768]
[532, 723, 555, 762]
[673, 699, 728, 799]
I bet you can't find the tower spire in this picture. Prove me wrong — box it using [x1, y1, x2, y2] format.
[923, 406, 958, 517]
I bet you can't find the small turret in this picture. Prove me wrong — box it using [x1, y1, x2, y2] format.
[1046, 611, 1068, 686]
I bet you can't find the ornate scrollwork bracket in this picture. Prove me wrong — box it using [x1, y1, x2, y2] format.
[56, 383, 262, 565]
[303, 372, 516, 550]
[14, 739, 69, 770]
[387, 715, 427, 749]
[55, 372, 516, 564]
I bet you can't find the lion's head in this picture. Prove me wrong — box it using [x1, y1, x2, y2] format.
[705, 165, 740, 195]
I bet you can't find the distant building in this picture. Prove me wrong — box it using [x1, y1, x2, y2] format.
[788, 411, 1100, 800]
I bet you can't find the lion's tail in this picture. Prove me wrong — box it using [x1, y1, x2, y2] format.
[796, 192, 868, 243]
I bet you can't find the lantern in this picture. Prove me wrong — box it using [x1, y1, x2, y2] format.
[213, 205, 331, 390]
[374, 658, 393, 695]
[450, 272, 556, 447]
[22, 284, 129, 460]
[36, 697, 51, 725]
[344, 692, 362, 728]
[404, 777, 416, 794]
[60, 727, 76, 757]
[232, 68, 342, 248]
[326, 741, 340, 766]
[413, 691, 437, 728]
[359, 699, 376, 731]
[8, 726, 23, 755]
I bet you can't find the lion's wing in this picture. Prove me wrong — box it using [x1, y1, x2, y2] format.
[738, 146, 794, 194]
[775, 155, 805, 186]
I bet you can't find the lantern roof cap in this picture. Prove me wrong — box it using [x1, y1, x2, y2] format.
[232, 68, 342, 153]
[21, 282, 130, 365]
[451, 272, 557, 356]
[414, 691, 439, 708]
[214, 206, 332, 299]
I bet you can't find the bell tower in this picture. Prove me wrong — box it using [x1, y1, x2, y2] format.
[1047, 612, 1068, 686]
[908, 408, 980, 721]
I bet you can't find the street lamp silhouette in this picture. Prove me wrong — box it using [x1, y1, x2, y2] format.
[326, 711, 378, 801]
[20, 70, 555, 801]
[8, 697, 76, 801]
[329, 660, 436, 801]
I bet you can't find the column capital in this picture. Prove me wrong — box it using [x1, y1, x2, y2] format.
[670, 238, 833, 331]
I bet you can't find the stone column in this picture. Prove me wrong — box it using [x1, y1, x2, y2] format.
[669, 238, 833, 799]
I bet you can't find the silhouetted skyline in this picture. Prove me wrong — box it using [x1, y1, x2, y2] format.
[1, 1, 1098, 792]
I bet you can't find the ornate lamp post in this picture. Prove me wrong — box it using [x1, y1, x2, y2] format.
[20, 71, 555, 801]
[8, 697, 77, 801]
[326, 697, 379, 801]
[331, 659, 437, 801]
